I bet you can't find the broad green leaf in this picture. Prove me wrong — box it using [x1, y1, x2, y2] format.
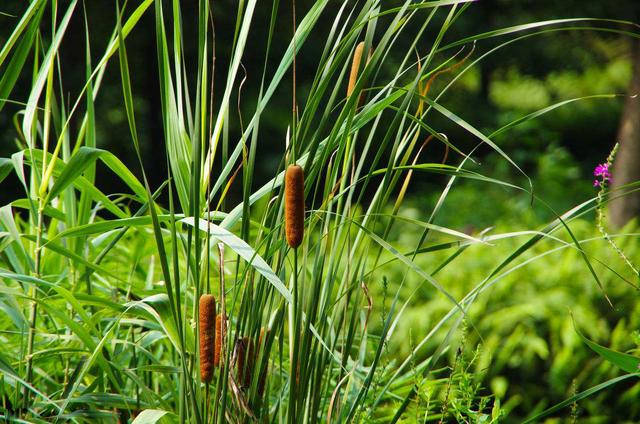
[126, 294, 193, 354]
[577, 325, 640, 373]
[45, 146, 106, 203]
[22, 149, 128, 218]
[131, 409, 171, 424]
[0, 4, 43, 113]
[11, 199, 66, 221]
[0, 158, 12, 184]
[0, 205, 31, 273]
[46, 146, 147, 204]
[22, 235, 127, 283]
[0, 0, 45, 68]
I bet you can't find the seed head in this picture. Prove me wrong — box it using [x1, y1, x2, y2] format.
[198, 294, 216, 382]
[347, 42, 365, 97]
[214, 313, 227, 367]
[285, 164, 305, 248]
[236, 337, 254, 389]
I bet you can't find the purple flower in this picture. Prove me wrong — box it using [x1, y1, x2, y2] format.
[593, 163, 612, 188]
[593, 163, 611, 179]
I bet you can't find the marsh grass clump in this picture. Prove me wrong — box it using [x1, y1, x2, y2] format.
[1, 1, 638, 423]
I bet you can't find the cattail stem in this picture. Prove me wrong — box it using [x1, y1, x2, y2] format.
[198, 294, 216, 383]
[288, 249, 301, 423]
[214, 243, 226, 424]
[204, 384, 210, 422]
[291, 0, 298, 164]
[285, 164, 305, 249]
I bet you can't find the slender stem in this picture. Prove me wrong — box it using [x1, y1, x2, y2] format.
[179, 371, 185, 423]
[291, 0, 297, 165]
[214, 243, 226, 424]
[23, 206, 44, 412]
[288, 248, 300, 423]
[596, 143, 639, 278]
[204, 384, 210, 424]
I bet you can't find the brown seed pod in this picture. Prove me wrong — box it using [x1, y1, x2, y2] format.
[198, 294, 216, 383]
[236, 337, 254, 389]
[347, 42, 373, 107]
[236, 328, 272, 393]
[285, 164, 305, 248]
[214, 313, 227, 367]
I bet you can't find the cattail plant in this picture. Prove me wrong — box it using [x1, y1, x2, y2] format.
[198, 294, 216, 383]
[214, 313, 227, 367]
[284, 164, 305, 248]
[4, 1, 636, 422]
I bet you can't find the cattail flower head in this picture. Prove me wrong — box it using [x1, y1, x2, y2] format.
[235, 329, 270, 396]
[236, 337, 255, 389]
[285, 164, 305, 248]
[198, 294, 216, 383]
[214, 313, 227, 367]
[347, 42, 365, 97]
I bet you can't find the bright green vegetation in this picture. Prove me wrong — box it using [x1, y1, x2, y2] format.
[0, 1, 639, 423]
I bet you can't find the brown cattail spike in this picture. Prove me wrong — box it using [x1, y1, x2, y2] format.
[214, 314, 227, 367]
[198, 294, 216, 383]
[347, 42, 365, 97]
[285, 164, 305, 248]
[236, 337, 255, 389]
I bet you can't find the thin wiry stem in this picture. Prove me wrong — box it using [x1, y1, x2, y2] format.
[596, 143, 639, 277]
